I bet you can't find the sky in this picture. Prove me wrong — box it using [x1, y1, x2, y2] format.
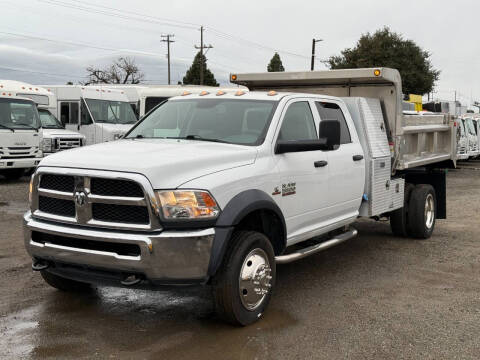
[1, 0, 479, 107]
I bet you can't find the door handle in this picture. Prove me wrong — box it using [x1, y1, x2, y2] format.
[314, 160, 328, 168]
[353, 155, 364, 161]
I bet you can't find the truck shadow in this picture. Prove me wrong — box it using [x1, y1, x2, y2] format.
[17, 220, 431, 360]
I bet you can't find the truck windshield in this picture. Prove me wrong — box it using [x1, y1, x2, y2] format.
[126, 98, 277, 145]
[85, 99, 137, 125]
[38, 109, 63, 129]
[465, 119, 477, 135]
[0, 98, 40, 130]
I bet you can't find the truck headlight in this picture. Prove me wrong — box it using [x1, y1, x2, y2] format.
[42, 138, 53, 153]
[155, 190, 220, 220]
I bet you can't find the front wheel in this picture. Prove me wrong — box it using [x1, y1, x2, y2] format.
[212, 231, 276, 326]
[408, 184, 436, 239]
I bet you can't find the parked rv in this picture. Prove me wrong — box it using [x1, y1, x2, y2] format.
[43, 85, 137, 145]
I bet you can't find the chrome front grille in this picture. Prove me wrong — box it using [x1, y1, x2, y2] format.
[31, 168, 161, 231]
[0, 146, 39, 159]
[58, 138, 82, 150]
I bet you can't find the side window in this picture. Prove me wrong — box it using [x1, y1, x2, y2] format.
[80, 101, 92, 125]
[70, 102, 79, 125]
[60, 102, 70, 125]
[315, 102, 351, 144]
[278, 102, 317, 141]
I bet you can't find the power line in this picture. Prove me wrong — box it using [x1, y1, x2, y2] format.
[37, 0, 310, 61]
[0, 65, 85, 79]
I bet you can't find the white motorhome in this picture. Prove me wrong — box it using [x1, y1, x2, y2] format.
[44, 85, 137, 145]
[0, 93, 42, 180]
[93, 85, 248, 119]
[0, 81, 85, 155]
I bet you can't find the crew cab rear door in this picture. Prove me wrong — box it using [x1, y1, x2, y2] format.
[314, 100, 364, 219]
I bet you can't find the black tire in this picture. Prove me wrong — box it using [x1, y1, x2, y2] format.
[212, 231, 276, 326]
[390, 183, 415, 237]
[408, 184, 436, 239]
[3, 169, 24, 181]
[41, 270, 92, 292]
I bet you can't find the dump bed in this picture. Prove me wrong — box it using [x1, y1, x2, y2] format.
[231, 68, 456, 171]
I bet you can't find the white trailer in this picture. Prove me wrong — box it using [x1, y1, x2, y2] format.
[43, 85, 137, 145]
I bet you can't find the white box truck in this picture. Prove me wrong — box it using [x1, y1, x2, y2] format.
[0, 89, 42, 179]
[24, 68, 456, 325]
[0, 81, 85, 156]
[44, 85, 137, 145]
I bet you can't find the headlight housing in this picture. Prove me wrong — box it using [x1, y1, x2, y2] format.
[155, 190, 220, 220]
[42, 138, 53, 153]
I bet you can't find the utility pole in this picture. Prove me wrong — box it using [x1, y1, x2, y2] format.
[161, 34, 175, 85]
[195, 26, 213, 85]
[311, 38, 323, 71]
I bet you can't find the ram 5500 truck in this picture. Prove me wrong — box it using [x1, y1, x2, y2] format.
[24, 68, 456, 325]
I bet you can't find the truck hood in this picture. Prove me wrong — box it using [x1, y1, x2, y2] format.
[39, 138, 257, 188]
[42, 128, 85, 138]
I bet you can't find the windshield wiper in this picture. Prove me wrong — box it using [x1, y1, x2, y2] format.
[14, 124, 39, 131]
[0, 124, 14, 132]
[168, 134, 229, 143]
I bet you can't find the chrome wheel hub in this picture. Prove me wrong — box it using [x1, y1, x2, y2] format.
[239, 248, 272, 311]
[425, 193, 435, 229]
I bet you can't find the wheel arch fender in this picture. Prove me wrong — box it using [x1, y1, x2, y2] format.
[208, 189, 287, 276]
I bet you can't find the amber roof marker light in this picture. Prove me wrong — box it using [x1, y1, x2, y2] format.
[374, 69, 381, 77]
[231, 74, 237, 81]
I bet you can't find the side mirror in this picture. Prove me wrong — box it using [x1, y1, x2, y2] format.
[319, 120, 340, 151]
[275, 139, 328, 154]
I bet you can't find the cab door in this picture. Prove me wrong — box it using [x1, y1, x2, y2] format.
[315, 100, 364, 220]
[79, 99, 95, 145]
[273, 99, 330, 243]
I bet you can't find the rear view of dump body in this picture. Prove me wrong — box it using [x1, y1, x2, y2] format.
[231, 67, 456, 171]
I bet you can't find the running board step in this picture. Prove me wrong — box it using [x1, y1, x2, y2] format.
[275, 228, 358, 264]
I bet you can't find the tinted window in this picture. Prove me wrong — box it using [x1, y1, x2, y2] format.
[316, 102, 351, 144]
[60, 102, 79, 125]
[145, 96, 169, 114]
[278, 102, 317, 141]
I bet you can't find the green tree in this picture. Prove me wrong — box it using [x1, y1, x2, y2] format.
[183, 52, 219, 86]
[328, 27, 440, 95]
[267, 52, 285, 72]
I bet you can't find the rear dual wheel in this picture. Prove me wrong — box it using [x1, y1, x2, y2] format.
[390, 183, 436, 239]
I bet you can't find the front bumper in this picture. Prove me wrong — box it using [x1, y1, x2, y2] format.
[0, 157, 41, 169]
[23, 212, 215, 285]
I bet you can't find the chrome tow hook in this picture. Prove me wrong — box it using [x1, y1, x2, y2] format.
[120, 274, 143, 286]
[32, 260, 50, 271]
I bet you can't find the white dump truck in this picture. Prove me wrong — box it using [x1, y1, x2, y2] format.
[24, 68, 456, 325]
[44, 85, 137, 145]
[0, 89, 42, 179]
